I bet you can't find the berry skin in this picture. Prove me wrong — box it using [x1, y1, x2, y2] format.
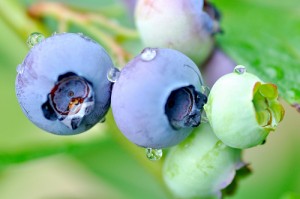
[163, 124, 242, 198]
[135, 0, 219, 64]
[204, 66, 285, 149]
[16, 33, 113, 135]
[111, 48, 207, 149]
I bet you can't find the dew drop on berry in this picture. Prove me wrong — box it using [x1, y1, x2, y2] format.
[16, 64, 24, 74]
[146, 148, 163, 161]
[140, 48, 157, 61]
[27, 32, 45, 48]
[107, 67, 120, 83]
[234, 65, 247, 74]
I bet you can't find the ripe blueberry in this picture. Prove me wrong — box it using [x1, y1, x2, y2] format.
[111, 48, 207, 149]
[16, 33, 113, 135]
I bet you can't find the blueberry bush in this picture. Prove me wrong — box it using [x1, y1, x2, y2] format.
[0, 0, 300, 199]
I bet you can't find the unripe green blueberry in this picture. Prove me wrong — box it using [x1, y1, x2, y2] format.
[135, 0, 217, 64]
[163, 124, 242, 198]
[204, 65, 285, 149]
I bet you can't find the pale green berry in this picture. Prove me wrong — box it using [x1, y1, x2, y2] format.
[135, 0, 217, 64]
[204, 65, 285, 149]
[163, 124, 242, 198]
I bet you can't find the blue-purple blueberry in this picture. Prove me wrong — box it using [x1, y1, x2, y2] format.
[111, 48, 207, 148]
[16, 33, 113, 135]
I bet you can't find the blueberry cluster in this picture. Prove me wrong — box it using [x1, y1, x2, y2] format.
[16, 33, 208, 148]
[15, 1, 285, 197]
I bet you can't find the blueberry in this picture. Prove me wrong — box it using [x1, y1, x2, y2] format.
[111, 48, 207, 148]
[163, 124, 242, 198]
[16, 33, 113, 135]
[135, 0, 220, 64]
[204, 65, 285, 148]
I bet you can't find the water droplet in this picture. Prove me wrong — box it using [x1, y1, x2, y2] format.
[99, 117, 106, 123]
[146, 148, 163, 161]
[140, 48, 157, 61]
[234, 65, 246, 74]
[16, 64, 24, 74]
[107, 67, 120, 83]
[27, 32, 45, 48]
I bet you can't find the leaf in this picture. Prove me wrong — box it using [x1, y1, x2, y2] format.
[72, 138, 170, 199]
[213, 0, 300, 106]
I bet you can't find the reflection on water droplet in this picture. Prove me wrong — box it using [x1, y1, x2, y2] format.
[146, 148, 163, 161]
[140, 48, 157, 61]
[107, 67, 120, 83]
[99, 117, 106, 123]
[234, 65, 246, 74]
[16, 64, 24, 74]
[27, 32, 45, 48]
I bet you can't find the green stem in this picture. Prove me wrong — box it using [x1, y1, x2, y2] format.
[78, 23, 130, 67]
[87, 13, 139, 39]
[28, 2, 133, 67]
[69, 4, 126, 18]
[0, 0, 48, 40]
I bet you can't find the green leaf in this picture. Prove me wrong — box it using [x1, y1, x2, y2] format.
[213, 0, 300, 106]
[72, 138, 170, 199]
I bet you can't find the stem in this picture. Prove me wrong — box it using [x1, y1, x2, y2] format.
[58, 19, 69, 33]
[0, 0, 48, 40]
[80, 24, 131, 67]
[28, 2, 133, 66]
[86, 13, 139, 39]
[28, 2, 138, 39]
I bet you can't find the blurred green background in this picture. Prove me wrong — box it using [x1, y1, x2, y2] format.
[0, 0, 300, 199]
